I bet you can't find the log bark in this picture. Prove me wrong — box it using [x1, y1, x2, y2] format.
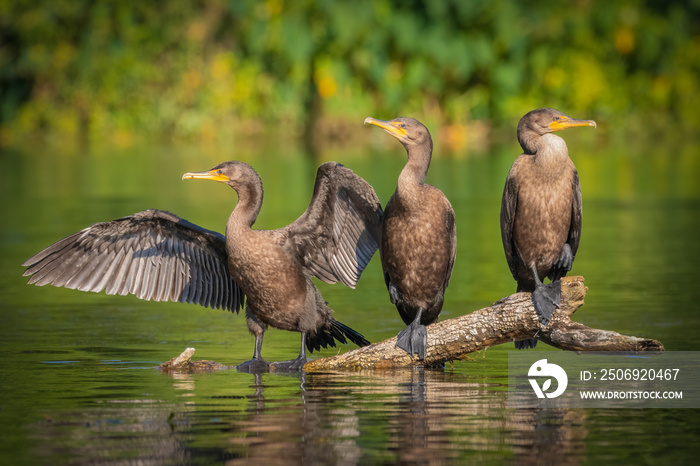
[158, 276, 664, 373]
[303, 276, 664, 372]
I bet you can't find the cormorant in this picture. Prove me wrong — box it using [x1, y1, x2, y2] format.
[23, 161, 383, 370]
[500, 108, 596, 349]
[365, 117, 456, 360]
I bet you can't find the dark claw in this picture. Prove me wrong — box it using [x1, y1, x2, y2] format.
[554, 244, 573, 271]
[388, 282, 402, 305]
[515, 338, 538, 350]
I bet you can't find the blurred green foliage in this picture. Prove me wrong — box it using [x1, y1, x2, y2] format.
[0, 0, 698, 147]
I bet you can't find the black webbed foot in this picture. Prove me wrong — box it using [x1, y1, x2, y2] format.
[531, 281, 561, 326]
[554, 244, 574, 272]
[270, 356, 307, 372]
[514, 338, 538, 350]
[237, 357, 270, 373]
[396, 319, 428, 360]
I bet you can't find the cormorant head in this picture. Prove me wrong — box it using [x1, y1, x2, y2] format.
[517, 108, 596, 154]
[182, 161, 261, 192]
[364, 117, 433, 154]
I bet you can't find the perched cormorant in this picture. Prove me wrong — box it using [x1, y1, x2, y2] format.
[500, 108, 596, 349]
[364, 117, 456, 360]
[23, 161, 383, 371]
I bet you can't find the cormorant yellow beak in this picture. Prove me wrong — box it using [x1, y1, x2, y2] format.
[549, 116, 597, 132]
[364, 117, 408, 140]
[182, 169, 230, 183]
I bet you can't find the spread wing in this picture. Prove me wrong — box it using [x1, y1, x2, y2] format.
[22, 209, 244, 313]
[568, 169, 582, 257]
[500, 168, 520, 280]
[282, 162, 383, 288]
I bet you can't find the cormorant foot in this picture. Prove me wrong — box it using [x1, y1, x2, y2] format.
[388, 282, 402, 305]
[395, 321, 428, 360]
[270, 356, 307, 372]
[236, 357, 270, 373]
[531, 281, 561, 326]
[554, 244, 574, 272]
[514, 338, 538, 350]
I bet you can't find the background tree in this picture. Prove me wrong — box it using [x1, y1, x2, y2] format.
[0, 0, 698, 147]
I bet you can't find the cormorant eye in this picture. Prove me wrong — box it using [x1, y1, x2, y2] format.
[553, 116, 560, 121]
[218, 169, 223, 174]
[400, 123, 406, 128]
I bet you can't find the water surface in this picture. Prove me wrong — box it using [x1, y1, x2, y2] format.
[1, 135, 699, 464]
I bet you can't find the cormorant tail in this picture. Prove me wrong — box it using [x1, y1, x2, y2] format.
[305, 319, 370, 353]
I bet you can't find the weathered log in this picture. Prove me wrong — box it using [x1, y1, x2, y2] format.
[158, 276, 664, 372]
[303, 276, 664, 371]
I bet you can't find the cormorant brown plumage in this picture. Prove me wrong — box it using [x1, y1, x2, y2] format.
[364, 117, 456, 360]
[23, 161, 383, 371]
[500, 108, 596, 349]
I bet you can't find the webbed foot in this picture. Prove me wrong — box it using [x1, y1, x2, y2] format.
[515, 338, 538, 350]
[531, 281, 561, 326]
[396, 320, 428, 360]
[554, 244, 574, 272]
[270, 356, 307, 372]
[236, 357, 270, 373]
[388, 282, 402, 305]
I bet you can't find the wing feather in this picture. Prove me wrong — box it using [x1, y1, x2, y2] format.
[569, 169, 583, 257]
[500, 163, 520, 280]
[22, 209, 244, 313]
[282, 162, 383, 288]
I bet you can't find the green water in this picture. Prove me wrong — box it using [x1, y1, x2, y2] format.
[1, 134, 699, 464]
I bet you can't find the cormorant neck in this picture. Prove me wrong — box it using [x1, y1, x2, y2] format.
[398, 141, 432, 188]
[518, 129, 542, 155]
[228, 181, 263, 231]
[536, 133, 569, 158]
[520, 131, 569, 158]
[531, 133, 570, 176]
